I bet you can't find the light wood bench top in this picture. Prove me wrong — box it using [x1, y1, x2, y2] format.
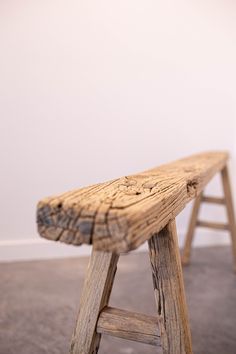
[37, 151, 228, 253]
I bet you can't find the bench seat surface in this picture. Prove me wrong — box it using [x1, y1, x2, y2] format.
[37, 151, 228, 253]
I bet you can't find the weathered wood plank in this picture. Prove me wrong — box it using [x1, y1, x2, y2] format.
[148, 220, 193, 354]
[70, 250, 119, 354]
[97, 306, 161, 346]
[37, 151, 228, 252]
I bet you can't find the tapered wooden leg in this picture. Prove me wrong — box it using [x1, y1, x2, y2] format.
[221, 165, 236, 271]
[148, 220, 193, 354]
[70, 249, 119, 354]
[181, 193, 202, 265]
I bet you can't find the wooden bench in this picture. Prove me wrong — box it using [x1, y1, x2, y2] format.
[36, 151, 236, 354]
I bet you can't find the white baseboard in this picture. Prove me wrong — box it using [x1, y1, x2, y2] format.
[0, 238, 92, 262]
[0, 229, 231, 262]
[178, 229, 231, 249]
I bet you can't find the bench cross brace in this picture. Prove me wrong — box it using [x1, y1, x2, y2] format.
[70, 219, 193, 354]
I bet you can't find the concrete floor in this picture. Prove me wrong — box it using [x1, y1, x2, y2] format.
[1, 246, 236, 354]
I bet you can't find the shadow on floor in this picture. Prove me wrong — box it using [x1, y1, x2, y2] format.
[0, 246, 236, 354]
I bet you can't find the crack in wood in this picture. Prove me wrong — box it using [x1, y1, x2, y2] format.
[37, 151, 228, 252]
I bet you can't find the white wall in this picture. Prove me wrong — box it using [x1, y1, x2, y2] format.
[0, 0, 236, 260]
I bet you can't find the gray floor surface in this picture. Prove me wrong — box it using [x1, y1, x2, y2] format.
[1, 246, 236, 354]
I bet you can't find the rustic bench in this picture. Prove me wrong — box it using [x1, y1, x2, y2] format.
[37, 151, 236, 354]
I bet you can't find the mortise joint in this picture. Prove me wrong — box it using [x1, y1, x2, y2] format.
[187, 179, 198, 196]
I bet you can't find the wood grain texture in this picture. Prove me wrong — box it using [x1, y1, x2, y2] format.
[97, 306, 161, 346]
[148, 220, 193, 354]
[221, 166, 236, 271]
[37, 151, 228, 253]
[70, 250, 119, 354]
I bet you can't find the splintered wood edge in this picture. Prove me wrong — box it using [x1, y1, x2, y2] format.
[37, 151, 229, 253]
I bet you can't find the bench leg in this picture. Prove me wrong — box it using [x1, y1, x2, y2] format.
[148, 220, 193, 354]
[182, 164, 236, 271]
[70, 249, 119, 354]
[221, 165, 236, 272]
[181, 193, 202, 265]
